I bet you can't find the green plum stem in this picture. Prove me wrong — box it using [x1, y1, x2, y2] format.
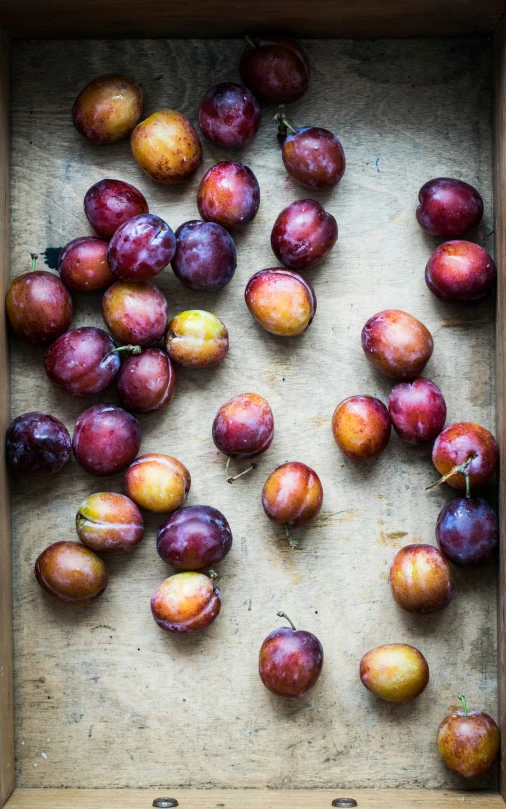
[244, 35, 256, 48]
[426, 454, 474, 492]
[30, 253, 38, 271]
[226, 461, 256, 484]
[208, 570, 220, 588]
[110, 345, 142, 356]
[273, 109, 296, 134]
[277, 611, 296, 631]
[458, 694, 468, 716]
[285, 523, 299, 549]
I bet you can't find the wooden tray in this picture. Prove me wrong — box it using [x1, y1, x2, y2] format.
[1, 4, 506, 809]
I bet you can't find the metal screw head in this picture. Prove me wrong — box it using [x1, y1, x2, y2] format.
[332, 800, 357, 808]
[152, 800, 178, 808]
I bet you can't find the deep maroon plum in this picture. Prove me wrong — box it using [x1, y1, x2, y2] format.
[84, 179, 149, 239]
[198, 83, 260, 148]
[425, 240, 496, 302]
[388, 378, 446, 445]
[416, 178, 483, 238]
[72, 404, 142, 476]
[102, 281, 168, 347]
[6, 412, 71, 475]
[6, 254, 73, 343]
[239, 36, 309, 104]
[259, 612, 323, 699]
[282, 126, 345, 190]
[271, 199, 337, 270]
[58, 237, 115, 292]
[436, 497, 498, 567]
[197, 162, 260, 230]
[171, 220, 236, 291]
[117, 348, 176, 413]
[107, 214, 176, 282]
[157, 505, 233, 570]
[212, 393, 274, 461]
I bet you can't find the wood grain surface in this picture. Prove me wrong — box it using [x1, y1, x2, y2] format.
[9, 38, 497, 791]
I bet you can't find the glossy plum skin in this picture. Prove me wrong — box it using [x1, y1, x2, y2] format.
[360, 644, 429, 703]
[388, 378, 446, 445]
[198, 83, 261, 148]
[332, 395, 391, 462]
[262, 462, 323, 526]
[259, 625, 323, 699]
[107, 214, 176, 282]
[151, 571, 221, 634]
[436, 497, 498, 568]
[197, 162, 260, 230]
[165, 310, 229, 369]
[117, 348, 175, 413]
[84, 179, 149, 239]
[35, 541, 108, 604]
[390, 544, 454, 614]
[6, 412, 71, 475]
[416, 178, 483, 238]
[239, 35, 310, 105]
[72, 74, 143, 144]
[432, 422, 499, 490]
[437, 708, 500, 778]
[282, 127, 345, 190]
[171, 220, 236, 291]
[73, 404, 142, 477]
[131, 110, 202, 184]
[425, 240, 496, 303]
[6, 269, 72, 343]
[76, 492, 144, 553]
[58, 237, 115, 292]
[157, 505, 232, 570]
[361, 310, 434, 380]
[125, 454, 190, 513]
[102, 281, 168, 347]
[245, 268, 316, 337]
[271, 199, 337, 270]
[212, 393, 274, 460]
[44, 327, 121, 396]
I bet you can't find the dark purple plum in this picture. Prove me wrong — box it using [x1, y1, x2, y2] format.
[6, 412, 71, 475]
[197, 162, 260, 230]
[282, 126, 345, 190]
[436, 497, 498, 567]
[171, 220, 236, 291]
[259, 612, 323, 699]
[84, 178, 149, 239]
[107, 214, 176, 281]
[388, 378, 446, 445]
[271, 199, 337, 270]
[416, 178, 483, 238]
[72, 404, 142, 476]
[157, 505, 232, 570]
[117, 348, 176, 413]
[239, 36, 309, 104]
[198, 82, 260, 148]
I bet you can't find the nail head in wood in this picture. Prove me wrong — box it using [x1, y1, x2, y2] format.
[332, 800, 357, 808]
[152, 799, 178, 808]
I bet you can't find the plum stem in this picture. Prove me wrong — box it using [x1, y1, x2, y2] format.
[244, 35, 256, 48]
[426, 454, 474, 492]
[277, 611, 296, 631]
[273, 108, 296, 143]
[465, 472, 471, 499]
[110, 345, 142, 356]
[30, 253, 38, 271]
[285, 523, 299, 549]
[139, 75, 163, 87]
[226, 461, 256, 484]
[459, 694, 468, 716]
[208, 570, 220, 589]
[225, 456, 231, 481]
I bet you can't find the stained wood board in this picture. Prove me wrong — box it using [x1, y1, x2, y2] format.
[9, 38, 497, 791]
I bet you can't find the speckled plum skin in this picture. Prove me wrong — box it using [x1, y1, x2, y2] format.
[6, 412, 71, 475]
[197, 162, 260, 230]
[35, 541, 109, 604]
[106, 214, 176, 282]
[259, 625, 323, 699]
[436, 497, 497, 568]
[125, 454, 190, 513]
[151, 571, 221, 634]
[157, 505, 233, 570]
[171, 220, 237, 291]
[271, 199, 337, 270]
[361, 309, 433, 380]
[437, 707, 500, 778]
[282, 127, 345, 190]
[360, 644, 429, 703]
[390, 544, 454, 614]
[239, 35, 309, 105]
[332, 396, 391, 462]
[6, 267, 73, 343]
[165, 310, 229, 369]
[432, 422, 499, 490]
[198, 83, 261, 148]
[117, 348, 175, 413]
[44, 327, 121, 396]
[212, 393, 274, 460]
[416, 178, 483, 238]
[72, 404, 142, 477]
[72, 74, 143, 144]
[102, 281, 168, 347]
[76, 492, 144, 553]
[131, 110, 202, 184]
[388, 378, 446, 445]
[245, 268, 316, 336]
[262, 462, 323, 526]
[84, 179, 149, 239]
[425, 240, 496, 302]
[58, 237, 115, 292]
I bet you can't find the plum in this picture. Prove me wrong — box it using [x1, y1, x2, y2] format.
[239, 36, 309, 104]
[157, 505, 232, 570]
[131, 110, 202, 184]
[125, 453, 190, 513]
[106, 214, 176, 282]
[102, 280, 168, 347]
[6, 253, 73, 343]
[259, 612, 323, 699]
[6, 412, 71, 475]
[197, 162, 260, 230]
[72, 74, 143, 144]
[361, 309, 433, 380]
[165, 310, 229, 369]
[35, 541, 108, 603]
[171, 220, 236, 291]
[437, 695, 500, 778]
[388, 378, 446, 445]
[73, 404, 142, 477]
[360, 643, 429, 703]
[151, 571, 221, 634]
[262, 461, 323, 547]
[84, 178, 149, 239]
[332, 395, 391, 462]
[117, 348, 175, 413]
[271, 199, 337, 270]
[416, 178, 483, 238]
[425, 240, 496, 302]
[436, 496, 497, 568]
[212, 392, 274, 462]
[198, 82, 260, 148]
[245, 268, 316, 336]
[282, 125, 345, 190]
[58, 237, 115, 292]
[76, 492, 144, 553]
[431, 422, 499, 491]
[390, 544, 454, 614]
